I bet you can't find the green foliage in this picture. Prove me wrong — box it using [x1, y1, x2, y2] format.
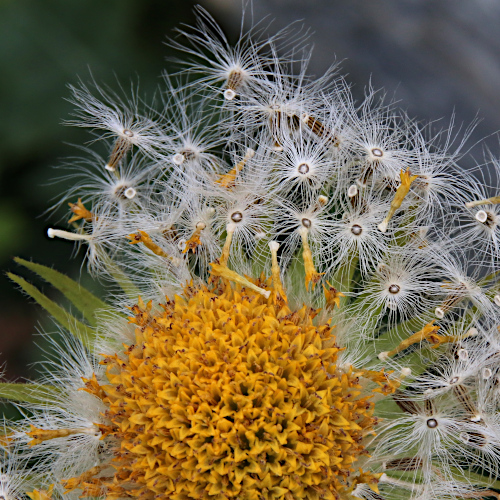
[7, 272, 96, 349]
[0, 382, 58, 404]
[14, 257, 109, 326]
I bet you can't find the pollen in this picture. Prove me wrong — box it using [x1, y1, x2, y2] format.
[27, 485, 54, 500]
[66, 275, 391, 500]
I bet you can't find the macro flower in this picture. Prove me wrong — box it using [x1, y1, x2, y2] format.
[2, 7, 500, 500]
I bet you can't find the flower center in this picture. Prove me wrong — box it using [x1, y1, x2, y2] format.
[73, 278, 389, 499]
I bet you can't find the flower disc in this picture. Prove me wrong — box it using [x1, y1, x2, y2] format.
[82, 280, 383, 500]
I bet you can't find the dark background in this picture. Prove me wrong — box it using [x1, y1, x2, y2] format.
[1, 0, 499, 385]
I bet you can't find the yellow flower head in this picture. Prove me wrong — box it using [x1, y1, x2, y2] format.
[72, 276, 392, 500]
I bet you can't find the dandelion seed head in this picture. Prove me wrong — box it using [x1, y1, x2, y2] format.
[7, 6, 500, 500]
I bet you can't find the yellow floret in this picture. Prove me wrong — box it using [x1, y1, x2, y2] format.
[64, 276, 391, 499]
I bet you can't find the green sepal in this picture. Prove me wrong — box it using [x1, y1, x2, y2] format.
[7, 273, 96, 349]
[14, 257, 109, 327]
[0, 382, 59, 404]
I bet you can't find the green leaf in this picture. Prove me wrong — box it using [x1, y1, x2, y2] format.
[14, 257, 109, 327]
[8, 273, 96, 349]
[0, 382, 58, 404]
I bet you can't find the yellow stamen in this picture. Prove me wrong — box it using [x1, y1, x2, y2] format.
[378, 169, 418, 233]
[26, 425, 97, 446]
[210, 262, 270, 298]
[299, 227, 324, 290]
[378, 321, 440, 359]
[323, 282, 346, 309]
[183, 222, 206, 254]
[361, 368, 401, 394]
[465, 196, 500, 208]
[269, 241, 286, 302]
[356, 470, 384, 494]
[216, 148, 255, 188]
[62, 466, 104, 492]
[68, 198, 96, 223]
[79, 483, 107, 498]
[127, 230, 178, 263]
[0, 432, 13, 446]
[378, 321, 477, 360]
[220, 224, 235, 266]
[27, 485, 54, 500]
[81, 373, 107, 400]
